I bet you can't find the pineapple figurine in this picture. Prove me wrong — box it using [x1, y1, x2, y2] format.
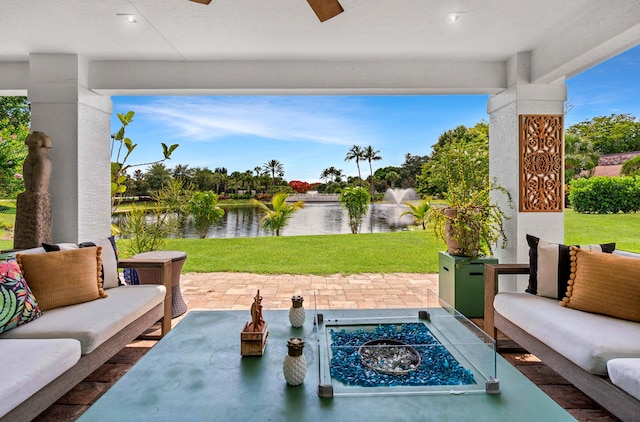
[288, 295, 305, 327]
[283, 337, 306, 386]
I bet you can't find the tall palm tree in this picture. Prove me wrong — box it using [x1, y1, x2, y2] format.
[230, 171, 242, 194]
[345, 145, 364, 179]
[252, 192, 304, 236]
[362, 145, 382, 196]
[263, 159, 284, 191]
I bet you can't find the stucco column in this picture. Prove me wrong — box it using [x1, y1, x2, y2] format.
[28, 54, 113, 243]
[488, 52, 567, 290]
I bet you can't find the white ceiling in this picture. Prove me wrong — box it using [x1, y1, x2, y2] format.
[1, 0, 640, 95]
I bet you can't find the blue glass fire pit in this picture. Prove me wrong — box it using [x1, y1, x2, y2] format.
[315, 290, 498, 398]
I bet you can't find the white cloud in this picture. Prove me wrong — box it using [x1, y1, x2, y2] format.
[131, 96, 375, 146]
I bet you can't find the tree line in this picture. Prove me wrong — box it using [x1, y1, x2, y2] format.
[2, 96, 640, 201]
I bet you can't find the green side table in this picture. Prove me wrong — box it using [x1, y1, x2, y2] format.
[438, 252, 498, 318]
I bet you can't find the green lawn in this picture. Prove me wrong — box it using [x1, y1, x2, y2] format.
[2, 210, 638, 273]
[564, 209, 640, 252]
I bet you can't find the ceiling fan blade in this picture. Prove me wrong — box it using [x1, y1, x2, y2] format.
[189, 0, 212, 4]
[307, 0, 344, 22]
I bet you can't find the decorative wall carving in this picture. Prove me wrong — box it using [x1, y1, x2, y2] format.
[519, 115, 564, 212]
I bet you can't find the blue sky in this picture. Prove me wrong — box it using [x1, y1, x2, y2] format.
[112, 45, 640, 183]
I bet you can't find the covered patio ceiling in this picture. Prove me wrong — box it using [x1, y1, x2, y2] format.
[1, 0, 640, 95]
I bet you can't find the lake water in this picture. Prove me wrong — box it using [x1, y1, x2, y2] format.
[181, 203, 416, 238]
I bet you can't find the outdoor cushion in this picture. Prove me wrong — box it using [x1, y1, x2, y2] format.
[607, 358, 640, 401]
[525, 234, 615, 299]
[42, 236, 120, 289]
[0, 285, 165, 354]
[494, 292, 640, 375]
[17, 247, 107, 311]
[561, 247, 640, 322]
[0, 260, 41, 334]
[0, 338, 81, 418]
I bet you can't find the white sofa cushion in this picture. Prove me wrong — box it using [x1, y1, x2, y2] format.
[0, 338, 81, 418]
[0, 285, 165, 354]
[494, 292, 640, 375]
[607, 358, 640, 401]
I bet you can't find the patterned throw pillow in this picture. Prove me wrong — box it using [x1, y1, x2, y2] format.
[0, 260, 42, 334]
[561, 247, 640, 322]
[526, 234, 615, 299]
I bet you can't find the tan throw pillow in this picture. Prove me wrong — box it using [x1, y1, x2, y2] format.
[16, 246, 107, 311]
[560, 247, 640, 322]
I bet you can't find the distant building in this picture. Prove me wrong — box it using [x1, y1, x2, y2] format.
[590, 151, 640, 177]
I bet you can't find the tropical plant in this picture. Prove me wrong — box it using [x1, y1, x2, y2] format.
[119, 203, 177, 255]
[145, 163, 172, 191]
[427, 141, 511, 258]
[110, 111, 178, 213]
[189, 191, 225, 238]
[344, 145, 364, 179]
[253, 192, 304, 236]
[338, 186, 370, 234]
[564, 132, 599, 183]
[362, 145, 382, 197]
[118, 181, 188, 253]
[400, 199, 430, 230]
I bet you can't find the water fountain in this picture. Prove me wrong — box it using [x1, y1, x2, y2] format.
[383, 188, 419, 205]
[383, 188, 419, 227]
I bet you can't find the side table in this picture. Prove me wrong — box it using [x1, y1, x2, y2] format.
[438, 252, 498, 318]
[133, 251, 188, 318]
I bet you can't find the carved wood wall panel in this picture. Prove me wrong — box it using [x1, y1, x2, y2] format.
[519, 114, 564, 212]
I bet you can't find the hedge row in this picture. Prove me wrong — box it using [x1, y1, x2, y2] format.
[569, 176, 640, 213]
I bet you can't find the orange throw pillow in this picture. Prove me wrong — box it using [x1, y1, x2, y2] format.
[561, 247, 640, 322]
[17, 246, 107, 311]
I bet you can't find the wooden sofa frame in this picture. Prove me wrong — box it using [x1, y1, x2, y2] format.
[1, 257, 173, 422]
[484, 263, 640, 422]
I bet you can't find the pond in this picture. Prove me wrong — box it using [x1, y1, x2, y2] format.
[180, 202, 417, 238]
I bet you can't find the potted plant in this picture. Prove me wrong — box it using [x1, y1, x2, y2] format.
[427, 142, 512, 259]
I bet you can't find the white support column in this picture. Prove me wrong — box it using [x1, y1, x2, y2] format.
[488, 52, 567, 291]
[28, 54, 113, 243]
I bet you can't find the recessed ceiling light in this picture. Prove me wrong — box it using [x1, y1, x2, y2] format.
[117, 14, 137, 24]
[445, 12, 464, 23]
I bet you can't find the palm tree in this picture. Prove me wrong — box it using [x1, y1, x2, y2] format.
[230, 171, 242, 194]
[263, 159, 284, 191]
[344, 145, 363, 179]
[362, 145, 382, 196]
[400, 199, 430, 230]
[385, 170, 399, 188]
[252, 192, 304, 236]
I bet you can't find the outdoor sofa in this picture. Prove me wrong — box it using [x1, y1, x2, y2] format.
[484, 237, 640, 422]
[0, 241, 174, 422]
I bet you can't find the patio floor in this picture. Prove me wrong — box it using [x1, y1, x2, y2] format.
[33, 272, 618, 421]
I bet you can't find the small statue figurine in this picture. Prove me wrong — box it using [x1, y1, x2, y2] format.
[23, 131, 53, 193]
[241, 290, 269, 356]
[250, 290, 265, 332]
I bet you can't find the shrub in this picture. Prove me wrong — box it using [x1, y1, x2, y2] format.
[621, 155, 640, 177]
[569, 176, 640, 213]
[339, 186, 370, 234]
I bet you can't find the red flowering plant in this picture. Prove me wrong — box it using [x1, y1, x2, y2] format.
[288, 180, 311, 193]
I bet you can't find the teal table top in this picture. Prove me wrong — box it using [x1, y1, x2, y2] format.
[79, 310, 575, 422]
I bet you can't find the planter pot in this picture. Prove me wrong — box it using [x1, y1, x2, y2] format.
[444, 208, 479, 257]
